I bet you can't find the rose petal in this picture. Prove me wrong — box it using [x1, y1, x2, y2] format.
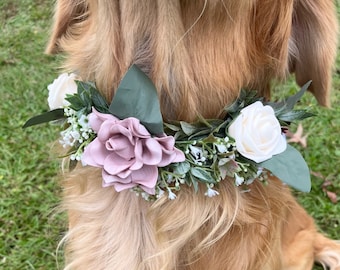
[140, 138, 163, 165]
[92, 108, 120, 122]
[82, 138, 110, 167]
[106, 136, 135, 160]
[96, 121, 128, 142]
[102, 165, 158, 195]
[111, 182, 137, 192]
[102, 170, 129, 185]
[157, 153, 176, 167]
[172, 148, 186, 163]
[228, 116, 242, 142]
[88, 113, 103, 133]
[47, 73, 78, 110]
[102, 171, 137, 191]
[89, 108, 119, 133]
[121, 117, 150, 138]
[130, 140, 144, 170]
[103, 152, 135, 175]
[155, 136, 185, 166]
[130, 165, 158, 194]
[139, 186, 156, 195]
[272, 134, 287, 155]
[117, 169, 133, 179]
[154, 135, 175, 150]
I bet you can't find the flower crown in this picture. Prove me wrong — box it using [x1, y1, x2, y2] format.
[24, 65, 314, 201]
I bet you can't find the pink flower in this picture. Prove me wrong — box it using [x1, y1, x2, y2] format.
[82, 109, 185, 194]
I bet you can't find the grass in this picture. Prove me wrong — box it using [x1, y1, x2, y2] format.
[0, 1, 339, 269]
[0, 1, 65, 269]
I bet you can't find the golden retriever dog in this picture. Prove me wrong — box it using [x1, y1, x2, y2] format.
[46, 1, 340, 269]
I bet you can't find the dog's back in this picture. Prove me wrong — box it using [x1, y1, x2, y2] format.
[47, 1, 339, 269]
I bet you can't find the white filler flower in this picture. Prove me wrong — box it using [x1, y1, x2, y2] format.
[228, 101, 286, 163]
[47, 73, 78, 109]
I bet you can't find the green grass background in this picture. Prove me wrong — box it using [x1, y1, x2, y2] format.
[0, 1, 339, 269]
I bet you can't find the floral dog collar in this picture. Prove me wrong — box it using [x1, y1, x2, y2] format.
[24, 65, 313, 201]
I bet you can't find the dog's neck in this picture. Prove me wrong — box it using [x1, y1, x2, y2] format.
[48, 0, 294, 121]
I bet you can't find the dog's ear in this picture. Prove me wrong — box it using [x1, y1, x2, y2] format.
[46, 0, 88, 54]
[290, 0, 338, 107]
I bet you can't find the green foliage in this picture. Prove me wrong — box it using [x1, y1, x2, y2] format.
[270, 81, 315, 124]
[260, 145, 311, 192]
[69, 81, 109, 114]
[109, 65, 164, 135]
[22, 109, 65, 128]
[0, 1, 339, 270]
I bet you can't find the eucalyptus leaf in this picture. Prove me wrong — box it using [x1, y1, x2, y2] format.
[190, 167, 215, 183]
[164, 122, 181, 132]
[188, 128, 212, 140]
[259, 145, 311, 192]
[196, 114, 213, 128]
[174, 161, 190, 175]
[180, 121, 198, 136]
[189, 174, 199, 192]
[174, 130, 185, 140]
[109, 65, 164, 135]
[23, 109, 65, 128]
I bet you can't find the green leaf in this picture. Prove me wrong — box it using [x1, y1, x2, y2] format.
[224, 98, 244, 114]
[259, 145, 311, 192]
[190, 167, 215, 183]
[109, 65, 164, 135]
[76, 80, 94, 94]
[65, 94, 84, 111]
[285, 81, 312, 110]
[68, 81, 109, 113]
[188, 128, 212, 140]
[196, 114, 213, 128]
[269, 81, 312, 112]
[164, 122, 181, 132]
[180, 121, 198, 136]
[90, 88, 109, 113]
[22, 109, 65, 128]
[277, 110, 315, 123]
[173, 161, 190, 175]
[80, 89, 92, 108]
[189, 174, 199, 192]
[224, 89, 260, 116]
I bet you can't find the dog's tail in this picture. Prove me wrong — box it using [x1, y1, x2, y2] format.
[314, 233, 340, 270]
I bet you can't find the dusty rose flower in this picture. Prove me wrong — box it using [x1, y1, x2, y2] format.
[47, 73, 78, 109]
[228, 101, 286, 163]
[82, 109, 185, 194]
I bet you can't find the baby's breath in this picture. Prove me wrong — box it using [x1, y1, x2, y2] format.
[60, 108, 95, 160]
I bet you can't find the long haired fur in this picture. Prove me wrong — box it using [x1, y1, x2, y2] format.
[47, 1, 340, 269]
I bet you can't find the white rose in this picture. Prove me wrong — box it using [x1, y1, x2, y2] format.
[228, 101, 286, 163]
[47, 73, 78, 110]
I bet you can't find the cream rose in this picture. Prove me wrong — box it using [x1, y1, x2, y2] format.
[228, 101, 286, 163]
[47, 73, 78, 109]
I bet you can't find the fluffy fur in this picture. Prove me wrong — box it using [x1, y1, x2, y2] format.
[47, 1, 340, 269]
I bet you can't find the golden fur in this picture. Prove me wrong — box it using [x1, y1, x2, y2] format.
[47, 1, 340, 269]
